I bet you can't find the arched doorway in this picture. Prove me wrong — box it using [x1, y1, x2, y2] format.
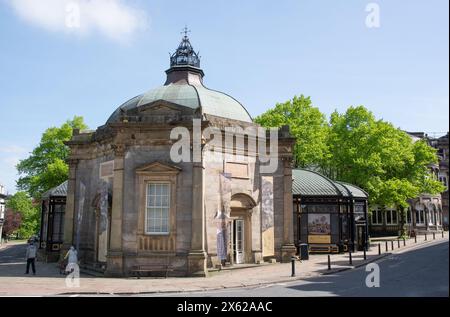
[229, 193, 257, 265]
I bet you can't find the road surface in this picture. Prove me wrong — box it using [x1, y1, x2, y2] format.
[158, 240, 449, 297]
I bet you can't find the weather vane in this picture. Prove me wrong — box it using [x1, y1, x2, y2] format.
[181, 25, 191, 38]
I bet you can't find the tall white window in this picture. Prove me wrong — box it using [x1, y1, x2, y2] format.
[429, 209, 436, 225]
[371, 209, 383, 225]
[406, 208, 412, 224]
[386, 209, 398, 225]
[146, 183, 170, 234]
[416, 209, 425, 225]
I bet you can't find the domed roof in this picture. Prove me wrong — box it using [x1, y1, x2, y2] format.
[107, 32, 252, 124]
[292, 169, 368, 198]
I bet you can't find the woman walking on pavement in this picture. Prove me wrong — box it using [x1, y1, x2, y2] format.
[64, 246, 78, 274]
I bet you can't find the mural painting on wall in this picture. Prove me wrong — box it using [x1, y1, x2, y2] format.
[308, 214, 331, 234]
[216, 172, 232, 264]
[99, 181, 109, 233]
[308, 214, 331, 244]
[262, 176, 274, 257]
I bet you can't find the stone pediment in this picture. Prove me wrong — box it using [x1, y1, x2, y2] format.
[138, 102, 183, 115]
[136, 161, 182, 175]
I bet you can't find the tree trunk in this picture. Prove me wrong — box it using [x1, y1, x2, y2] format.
[398, 207, 407, 238]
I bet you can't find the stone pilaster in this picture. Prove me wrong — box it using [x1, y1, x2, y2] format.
[187, 162, 208, 277]
[106, 145, 125, 276]
[61, 159, 78, 259]
[281, 156, 296, 262]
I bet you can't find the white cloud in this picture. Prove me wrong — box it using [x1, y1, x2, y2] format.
[6, 0, 149, 43]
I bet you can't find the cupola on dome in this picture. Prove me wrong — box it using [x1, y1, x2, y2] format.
[107, 30, 252, 124]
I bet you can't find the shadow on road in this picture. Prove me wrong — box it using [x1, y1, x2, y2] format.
[286, 241, 449, 297]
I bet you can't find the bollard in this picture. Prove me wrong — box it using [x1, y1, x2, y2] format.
[415, 235, 417, 243]
[291, 257, 296, 277]
[403, 238, 406, 247]
[425, 233, 427, 241]
[443, 231, 445, 238]
[433, 232, 436, 240]
[328, 255, 331, 270]
[385, 241, 388, 252]
[378, 243, 381, 255]
[391, 240, 394, 250]
[349, 251, 353, 265]
[363, 248, 367, 260]
[397, 240, 400, 248]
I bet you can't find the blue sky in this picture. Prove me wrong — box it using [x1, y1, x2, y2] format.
[0, 0, 448, 193]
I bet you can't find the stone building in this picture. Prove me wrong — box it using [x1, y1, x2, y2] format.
[62, 34, 297, 277]
[38, 181, 67, 262]
[292, 169, 369, 253]
[0, 183, 6, 244]
[436, 133, 448, 229]
[369, 132, 446, 236]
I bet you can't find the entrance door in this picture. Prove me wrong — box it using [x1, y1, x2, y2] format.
[234, 219, 245, 264]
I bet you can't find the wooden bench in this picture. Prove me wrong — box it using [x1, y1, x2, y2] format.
[129, 264, 174, 278]
[309, 244, 340, 254]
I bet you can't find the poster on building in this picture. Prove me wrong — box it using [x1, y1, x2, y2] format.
[215, 172, 232, 264]
[214, 209, 229, 263]
[99, 181, 109, 233]
[75, 182, 86, 252]
[308, 214, 331, 244]
[261, 176, 274, 257]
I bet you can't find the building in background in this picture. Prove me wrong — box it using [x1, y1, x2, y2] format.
[435, 133, 448, 229]
[38, 181, 67, 262]
[369, 132, 447, 236]
[0, 183, 6, 245]
[292, 169, 369, 254]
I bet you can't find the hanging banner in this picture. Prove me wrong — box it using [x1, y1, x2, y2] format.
[215, 172, 232, 264]
[261, 176, 274, 257]
[75, 182, 86, 252]
[99, 181, 109, 233]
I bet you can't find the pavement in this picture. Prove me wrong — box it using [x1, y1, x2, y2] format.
[0, 233, 447, 296]
[163, 239, 449, 297]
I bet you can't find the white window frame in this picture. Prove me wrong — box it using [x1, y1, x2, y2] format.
[371, 209, 383, 225]
[429, 209, 436, 226]
[405, 208, 412, 224]
[145, 182, 171, 235]
[386, 209, 398, 225]
[416, 209, 425, 225]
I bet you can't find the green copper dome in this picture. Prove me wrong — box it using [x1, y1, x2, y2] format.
[107, 34, 252, 124]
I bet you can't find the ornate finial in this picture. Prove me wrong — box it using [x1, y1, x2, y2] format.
[170, 27, 200, 68]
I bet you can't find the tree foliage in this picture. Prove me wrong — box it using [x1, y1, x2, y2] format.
[16, 116, 87, 199]
[323, 106, 444, 206]
[2, 209, 22, 238]
[6, 192, 39, 239]
[256, 99, 444, 236]
[255, 95, 330, 168]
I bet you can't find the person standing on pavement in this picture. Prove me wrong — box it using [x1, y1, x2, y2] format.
[25, 241, 37, 275]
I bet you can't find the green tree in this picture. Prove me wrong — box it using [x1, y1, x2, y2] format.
[6, 192, 39, 239]
[16, 116, 87, 199]
[255, 95, 330, 168]
[323, 106, 445, 236]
